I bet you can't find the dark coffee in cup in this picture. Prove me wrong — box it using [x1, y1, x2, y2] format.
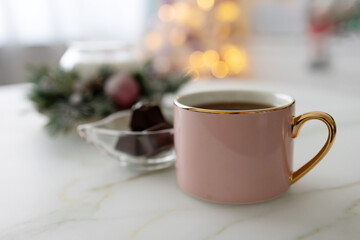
[195, 101, 273, 110]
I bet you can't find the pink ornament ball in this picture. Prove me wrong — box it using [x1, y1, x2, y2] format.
[105, 73, 139, 108]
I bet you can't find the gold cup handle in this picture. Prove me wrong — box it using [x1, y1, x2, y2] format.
[290, 111, 337, 184]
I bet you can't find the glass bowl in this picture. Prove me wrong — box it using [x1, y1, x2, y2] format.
[77, 110, 175, 171]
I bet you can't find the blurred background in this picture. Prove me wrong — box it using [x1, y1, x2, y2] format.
[0, 0, 359, 89]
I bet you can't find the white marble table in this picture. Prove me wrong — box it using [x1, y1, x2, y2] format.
[0, 81, 359, 240]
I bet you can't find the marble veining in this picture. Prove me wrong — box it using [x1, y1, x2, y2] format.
[1, 83, 360, 240]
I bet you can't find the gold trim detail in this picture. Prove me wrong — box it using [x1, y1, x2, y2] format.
[290, 111, 336, 184]
[174, 94, 295, 115]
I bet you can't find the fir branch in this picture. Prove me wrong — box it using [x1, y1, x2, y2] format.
[28, 63, 190, 135]
[45, 103, 92, 135]
[28, 88, 65, 111]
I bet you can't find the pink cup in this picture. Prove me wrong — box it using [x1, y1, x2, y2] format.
[174, 90, 336, 204]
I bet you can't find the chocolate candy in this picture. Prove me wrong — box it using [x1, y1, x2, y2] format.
[145, 122, 173, 132]
[130, 101, 167, 131]
[115, 134, 140, 156]
[115, 130, 173, 157]
[115, 101, 173, 157]
[138, 122, 173, 156]
[138, 131, 173, 156]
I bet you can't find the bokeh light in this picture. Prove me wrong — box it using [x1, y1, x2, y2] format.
[148, 1, 249, 79]
[215, 1, 239, 22]
[172, 2, 204, 29]
[203, 50, 219, 68]
[173, 2, 191, 24]
[211, 61, 229, 78]
[144, 31, 163, 52]
[158, 4, 175, 22]
[187, 9, 205, 29]
[189, 51, 204, 68]
[221, 44, 247, 73]
[197, 0, 215, 11]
